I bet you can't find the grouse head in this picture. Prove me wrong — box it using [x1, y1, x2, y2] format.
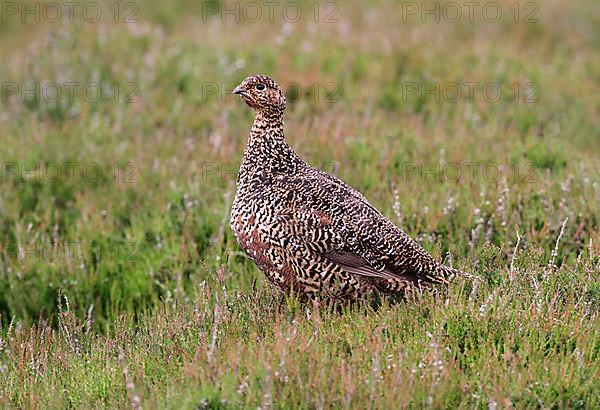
[233, 74, 286, 118]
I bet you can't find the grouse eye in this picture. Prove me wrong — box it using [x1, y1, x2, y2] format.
[255, 84, 266, 91]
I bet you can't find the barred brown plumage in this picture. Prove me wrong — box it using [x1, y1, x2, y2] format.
[231, 74, 470, 304]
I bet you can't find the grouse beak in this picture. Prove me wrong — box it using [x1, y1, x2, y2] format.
[232, 85, 244, 95]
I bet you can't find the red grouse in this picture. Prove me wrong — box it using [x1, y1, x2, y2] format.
[230, 74, 468, 304]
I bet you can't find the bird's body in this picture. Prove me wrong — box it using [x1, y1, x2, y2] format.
[231, 75, 467, 303]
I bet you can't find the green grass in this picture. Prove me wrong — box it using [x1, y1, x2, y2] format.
[0, 0, 599, 407]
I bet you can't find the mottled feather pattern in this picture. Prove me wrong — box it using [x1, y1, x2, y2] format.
[231, 75, 469, 303]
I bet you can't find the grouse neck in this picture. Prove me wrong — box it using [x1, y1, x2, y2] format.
[238, 112, 304, 183]
[249, 111, 285, 141]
